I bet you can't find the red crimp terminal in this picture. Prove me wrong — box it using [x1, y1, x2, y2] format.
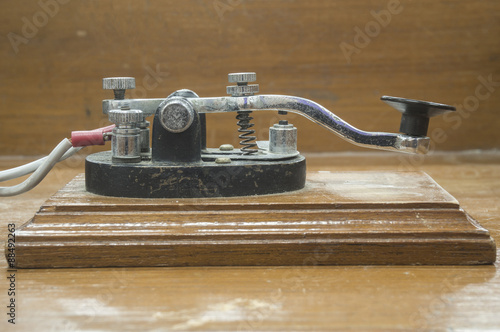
[71, 125, 115, 147]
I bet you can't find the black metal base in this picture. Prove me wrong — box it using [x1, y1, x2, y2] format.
[85, 151, 306, 198]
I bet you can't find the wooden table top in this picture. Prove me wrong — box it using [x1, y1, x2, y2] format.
[1, 151, 499, 331]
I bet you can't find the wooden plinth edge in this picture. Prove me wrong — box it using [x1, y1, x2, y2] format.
[10, 171, 496, 268]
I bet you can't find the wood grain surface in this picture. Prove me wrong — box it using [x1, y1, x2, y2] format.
[1, 152, 499, 330]
[12, 171, 495, 268]
[1, 0, 499, 155]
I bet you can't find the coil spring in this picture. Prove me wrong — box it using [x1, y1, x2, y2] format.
[236, 110, 257, 154]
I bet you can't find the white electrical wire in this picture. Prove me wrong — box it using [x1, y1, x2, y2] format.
[0, 146, 82, 182]
[0, 138, 74, 197]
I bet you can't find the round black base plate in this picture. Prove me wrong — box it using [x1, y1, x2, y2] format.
[85, 151, 306, 198]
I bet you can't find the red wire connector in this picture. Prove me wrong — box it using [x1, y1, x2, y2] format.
[71, 124, 115, 147]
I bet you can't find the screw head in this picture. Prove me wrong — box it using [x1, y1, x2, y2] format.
[228, 72, 257, 84]
[108, 109, 143, 126]
[215, 157, 232, 164]
[159, 98, 195, 133]
[103, 77, 136, 90]
[219, 144, 234, 151]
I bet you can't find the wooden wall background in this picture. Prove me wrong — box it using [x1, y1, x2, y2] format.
[0, 0, 499, 155]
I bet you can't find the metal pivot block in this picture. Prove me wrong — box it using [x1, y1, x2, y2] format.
[269, 120, 297, 155]
[152, 97, 202, 163]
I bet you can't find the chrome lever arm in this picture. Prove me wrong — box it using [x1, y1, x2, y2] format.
[189, 95, 430, 154]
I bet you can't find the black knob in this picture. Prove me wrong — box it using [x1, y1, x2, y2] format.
[381, 96, 455, 137]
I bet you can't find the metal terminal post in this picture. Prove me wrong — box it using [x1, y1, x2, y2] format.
[108, 108, 143, 163]
[269, 120, 297, 155]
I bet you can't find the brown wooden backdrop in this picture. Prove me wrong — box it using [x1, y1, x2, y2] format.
[0, 0, 499, 155]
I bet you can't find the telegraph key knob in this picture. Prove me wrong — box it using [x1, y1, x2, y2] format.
[381, 96, 456, 137]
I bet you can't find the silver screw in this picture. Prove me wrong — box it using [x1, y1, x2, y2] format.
[103, 77, 136, 100]
[228, 72, 256, 84]
[108, 109, 143, 127]
[227, 72, 259, 96]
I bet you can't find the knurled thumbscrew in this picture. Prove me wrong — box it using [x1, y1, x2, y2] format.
[108, 109, 143, 128]
[103, 77, 136, 100]
[227, 72, 259, 96]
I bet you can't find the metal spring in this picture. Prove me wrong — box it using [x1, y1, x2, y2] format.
[236, 110, 257, 154]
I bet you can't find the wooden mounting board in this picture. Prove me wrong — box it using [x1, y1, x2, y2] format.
[11, 171, 496, 268]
